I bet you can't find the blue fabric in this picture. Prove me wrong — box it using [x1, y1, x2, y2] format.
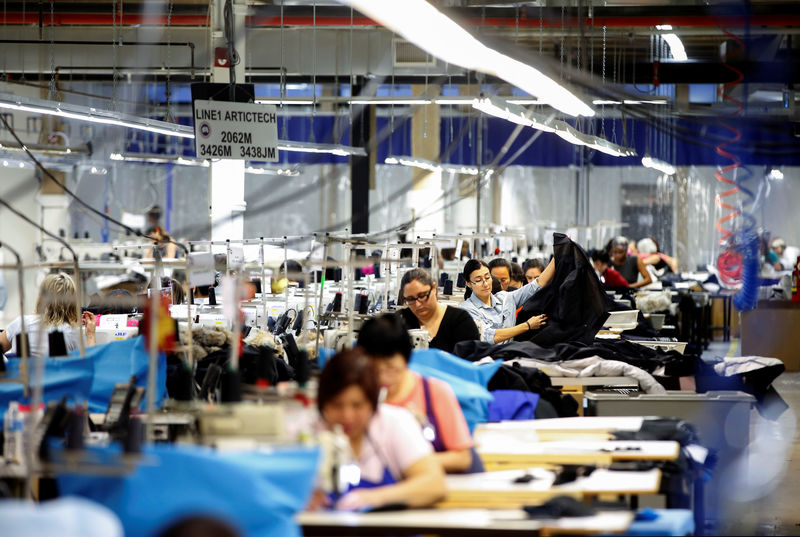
[409, 348, 498, 433]
[317, 347, 336, 369]
[0, 355, 94, 428]
[622, 509, 695, 536]
[69, 337, 167, 414]
[487, 390, 541, 422]
[56, 443, 321, 537]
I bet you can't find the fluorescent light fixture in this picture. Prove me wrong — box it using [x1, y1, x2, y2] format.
[553, 121, 589, 146]
[642, 155, 676, 176]
[255, 98, 315, 105]
[434, 98, 474, 105]
[0, 92, 194, 138]
[278, 140, 367, 157]
[348, 97, 432, 105]
[655, 26, 688, 62]
[507, 99, 543, 105]
[109, 153, 210, 167]
[2, 93, 363, 157]
[245, 166, 301, 177]
[473, 95, 556, 133]
[585, 137, 637, 157]
[339, 0, 594, 117]
[90, 166, 108, 175]
[768, 168, 784, 181]
[594, 99, 669, 105]
[385, 155, 480, 176]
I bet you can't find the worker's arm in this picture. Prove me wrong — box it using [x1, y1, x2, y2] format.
[0, 331, 11, 354]
[629, 257, 653, 288]
[336, 454, 446, 510]
[434, 448, 473, 473]
[492, 314, 547, 343]
[537, 258, 556, 287]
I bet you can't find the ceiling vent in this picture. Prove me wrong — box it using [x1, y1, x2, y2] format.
[393, 39, 437, 68]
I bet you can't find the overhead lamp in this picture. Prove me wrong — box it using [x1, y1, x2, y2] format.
[348, 97, 432, 105]
[338, 0, 594, 117]
[585, 137, 637, 157]
[245, 166, 301, 177]
[642, 155, 676, 176]
[385, 155, 480, 176]
[553, 121, 590, 146]
[0, 92, 194, 139]
[278, 140, 367, 157]
[768, 168, 784, 181]
[472, 95, 556, 133]
[255, 98, 315, 105]
[655, 25, 688, 62]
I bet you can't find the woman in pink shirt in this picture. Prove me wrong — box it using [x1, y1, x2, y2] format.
[357, 313, 482, 474]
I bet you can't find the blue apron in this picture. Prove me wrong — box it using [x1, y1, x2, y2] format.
[328, 439, 396, 506]
[421, 377, 485, 474]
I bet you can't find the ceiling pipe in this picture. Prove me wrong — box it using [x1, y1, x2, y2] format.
[0, 40, 196, 77]
[1, 12, 799, 29]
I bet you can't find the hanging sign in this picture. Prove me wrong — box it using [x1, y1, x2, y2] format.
[193, 99, 279, 161]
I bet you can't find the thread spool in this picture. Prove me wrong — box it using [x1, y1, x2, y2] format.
[48, 331, 67, 357]
[439, 272, 449, 287]
[332, 292, 343, 312]
[354, 293, 363, 313]
[125, 416, 144, 453]
[208, 286, 217, 306]
[358, 294, 369, 314]
[444, 279, 454, 296]
[456, 274, 466, 288]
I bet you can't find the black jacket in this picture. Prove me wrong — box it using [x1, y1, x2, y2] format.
[516, 233, 614, 346]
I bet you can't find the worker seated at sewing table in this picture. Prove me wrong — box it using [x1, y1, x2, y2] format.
[358, 313, 482, 474]
[312, 348, 446, 512]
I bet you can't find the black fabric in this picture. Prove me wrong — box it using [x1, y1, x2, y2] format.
[523, 495, 597, 518]
[400, 305, 480, 354]
[614, 255, 641, 284]
[192, 344, 295, 392]
[454, 337, 693, 376]
[516, 233, 614, 346]
[486, 363, 578, 418]
[453, 340, 557, 362]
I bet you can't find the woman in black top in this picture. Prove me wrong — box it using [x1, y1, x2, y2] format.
[398, 268, 480, 354]
[608, 236, 652, 289]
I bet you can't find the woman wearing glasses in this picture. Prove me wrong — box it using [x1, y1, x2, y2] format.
[460, 258, 555, 344]
[398, 268, 480, 354]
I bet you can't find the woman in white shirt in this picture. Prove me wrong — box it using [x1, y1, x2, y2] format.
[1, 273, 95, 357]
[314, 348, 446, 511]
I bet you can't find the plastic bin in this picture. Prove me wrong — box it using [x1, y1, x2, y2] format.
[605, 310, 640, 330]
[584, 390, 755, 530]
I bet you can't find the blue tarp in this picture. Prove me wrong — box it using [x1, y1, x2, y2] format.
[0, 355, 94, 426]
[409, 348, 499, 433]
[0, 337, 167, 427]
[56, 443, 320, 537]
[70, 336, 167, 414]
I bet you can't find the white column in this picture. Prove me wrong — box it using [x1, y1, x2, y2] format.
[208, 0, 247, 248]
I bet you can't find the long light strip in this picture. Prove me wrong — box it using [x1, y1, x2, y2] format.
[2, 93, 367, 157]
[472, 95, 556, 133]
[0, 92, 194, 138]
[339, 0, 594, 117]
[110, 152, 302, 176]
[656, 25, 688, 62]
[385, 156, 480, 176]
[642, 155, 676, 176]
[473, 95, 635, 157]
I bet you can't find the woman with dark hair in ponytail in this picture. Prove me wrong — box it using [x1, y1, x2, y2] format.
[459, 258, 555, 345]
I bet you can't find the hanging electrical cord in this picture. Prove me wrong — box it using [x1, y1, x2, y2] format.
[0, 113, 188, 256]
[713, 27, 758, 310]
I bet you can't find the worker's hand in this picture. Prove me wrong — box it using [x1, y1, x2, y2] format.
[306, 488, 331, 511]
[335, 489, 381, 512]
[528, 314, 547, 330]
[81, 311, 97, 336]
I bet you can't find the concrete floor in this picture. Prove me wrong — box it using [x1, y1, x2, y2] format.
[701, 341, 800, 536]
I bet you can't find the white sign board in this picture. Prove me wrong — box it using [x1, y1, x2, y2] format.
[99, 314, 128, 330]
[228, 246, 245, 271]
[188, 252, 216, 287]
[193, 100, 279, 161]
